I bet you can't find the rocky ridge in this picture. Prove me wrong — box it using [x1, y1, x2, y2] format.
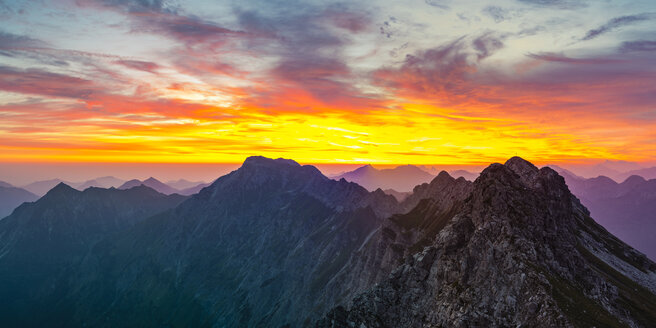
[318, 157, 656, 328]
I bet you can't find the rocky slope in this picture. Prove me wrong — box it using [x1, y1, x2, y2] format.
[318, 157, 656, 328]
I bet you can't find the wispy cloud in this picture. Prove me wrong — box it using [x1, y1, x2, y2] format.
[619, 40, 656, 52]
[581, 13, 655, 41]
[115, 59, 160, 73]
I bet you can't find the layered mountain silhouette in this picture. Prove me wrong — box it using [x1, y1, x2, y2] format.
[553, 168, 656, 260]
[74, 176, 125, 190]
[22, 177, 126, 196]
[118, 177, 208, 195]
[333, 164, 435, 192]
[166, 179, 209, 190]
[0, 181, 39, 218]
[0, 156, 654, 327]
[22, 178, 66, 196]
[617, 166, 656, 182]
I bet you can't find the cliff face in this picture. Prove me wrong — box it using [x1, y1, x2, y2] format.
[318, 157, 656, 328]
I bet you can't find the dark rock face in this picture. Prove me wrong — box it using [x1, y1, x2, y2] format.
[317, 157, 656, 328]
[318, 170, 474, 313]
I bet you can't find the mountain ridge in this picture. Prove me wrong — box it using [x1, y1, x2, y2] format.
[318, 156, 656, 327]
[0, 156, 654, 327]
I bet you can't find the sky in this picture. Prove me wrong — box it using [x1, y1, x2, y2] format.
[1, 0, 656, 175]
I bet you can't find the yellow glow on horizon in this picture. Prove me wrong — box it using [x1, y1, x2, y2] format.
[4, 98, 645, 166]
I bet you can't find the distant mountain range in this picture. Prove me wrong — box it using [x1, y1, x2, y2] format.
[0, 156, 653, 327]
[118, 177, 209, 195]
[550, 160, 656, 182]
[332, 164, 434, 192]
[0, 181, 39, 218]
[17, 176, 210, 197]
[550, 166, 656, 260]
[0, 177, 209, 219]
[332, 164, 479, 192]
[22, 177, 125, 196]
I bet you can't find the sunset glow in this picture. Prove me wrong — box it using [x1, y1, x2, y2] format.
[1, 0, 655, 165]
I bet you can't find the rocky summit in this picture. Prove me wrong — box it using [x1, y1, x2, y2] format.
[0, 156, 654, 327]
[318, 157, 656, 328]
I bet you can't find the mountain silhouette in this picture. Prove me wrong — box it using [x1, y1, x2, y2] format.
[118, 177, 180, 195]
[0, 184, 188, 326]
[334, 164, 435, 192]
[554, 169, 656, 260]
[0, 182, 39, 218]
[0, 156, 654, 327]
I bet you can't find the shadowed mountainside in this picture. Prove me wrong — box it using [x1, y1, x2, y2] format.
[0, 184, 188, 326]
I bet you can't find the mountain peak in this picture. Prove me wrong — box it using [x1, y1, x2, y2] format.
[505, 156, 538, 174]
[622, 174, 646, 185]
[352, 164, 376, 173]
[435, 170, 452, 180]
[43, 182, 79, 199]
[242, 156, 300, 168]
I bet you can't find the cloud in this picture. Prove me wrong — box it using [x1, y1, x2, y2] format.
[0, 30, 46, 49]
[482, 6, 510, 23]
[374, 34, 504, 100]
[88, 0, 170, 14]
[78, 0, 244, 46]
[424, 0, 449, 10]
[324, 8, 371, 33]
[226, 3, 382, 114]
[526, 52, 620, 64]
[0, 65, 102, 99]
[619, 40, 656, 52]
[581, 13, 655, 41]
[517, 0, 586, 9]
[115, 59, 160, 73]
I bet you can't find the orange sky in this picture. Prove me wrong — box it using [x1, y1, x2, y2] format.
[1, 0, 655, 167]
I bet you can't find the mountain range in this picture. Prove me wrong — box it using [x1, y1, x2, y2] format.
[118, 177, 209, 195]
[0, 181, 39, 218]
[0, 184, 188, 326]
[332, 164, 479, 193]
[0, 156, 654, 327]
[551, 167, 656, 260]
[550, 161, 656, 182]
